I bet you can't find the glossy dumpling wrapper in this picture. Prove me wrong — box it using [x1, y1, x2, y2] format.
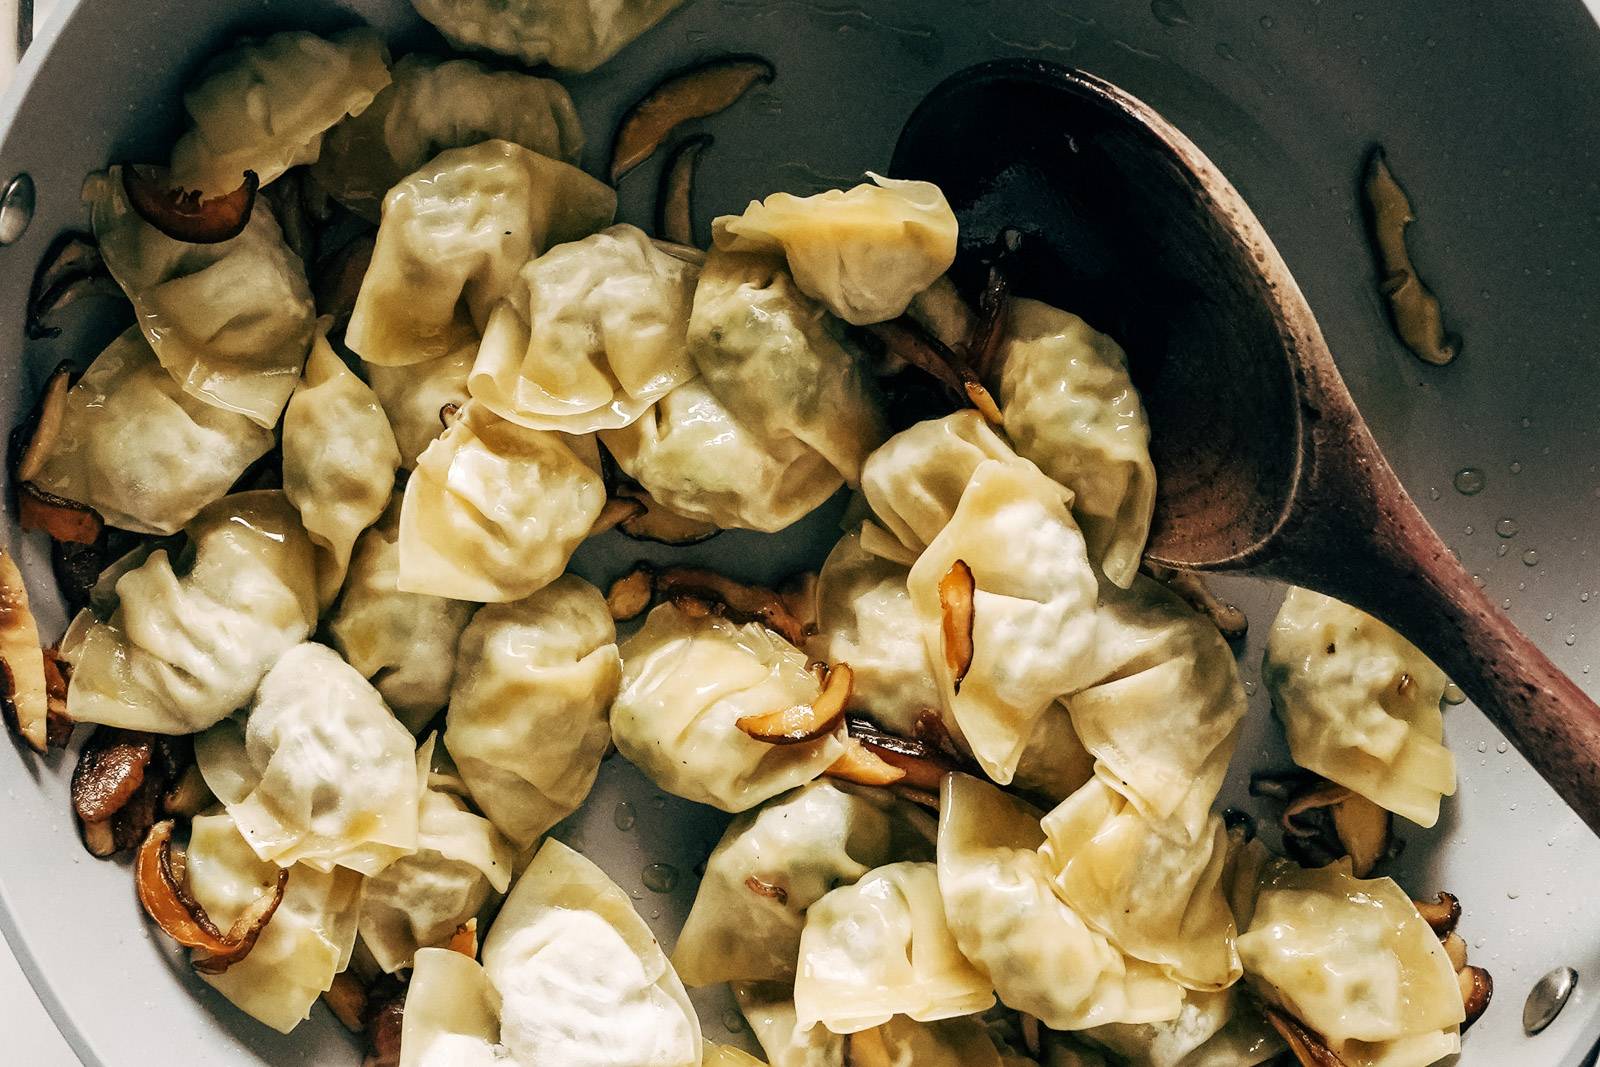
[27, 327, 274, 535]
[673, 780, 934, 988]
[611, 603, 845, 812]
[194, 642, 422, 874]
[481, 839, 702, 1066]
[712, 175, 958, 326]
[598, 377, 840, 532]
[1081, 987, 1281, 1067]
[704, 1045, 769, 1066]
[471, 225, 698, 432]
[1010, 701, 1097, 806]
[1264, 587, 1455, 827]
[408, 0, 689, 72]
[689, 248, 887, 488]
[937, 774, 1184, 1031]
[997, 297, 1156, 588]
[397, 401, 605, 602]
[365, 348, 474, 470]
[446, 575, 619, 848]
[1039, 779, 1241, 992]
[87, 168, 317, 426]
[1237, 859, 1464, 1067]
[399, 946, 505, 1066]
[184, 810, 363, 1034]
[60, 491, 318, 734]
[313, 53, 583, 219]
[859, 411, 1018, 557]
[734, 985, 1018, 1067]
[328, 504, 478, 734]
[360, 738, 516, 973]
[795, 860, 993, 1033]
[167, 28, 392, 191]
[733, 982, 845, 1067]
[282, 322, 400, 608]
[346, 139, 616, 368]
[906, 458, 1103, 784]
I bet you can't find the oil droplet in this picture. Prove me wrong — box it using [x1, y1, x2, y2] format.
[613, 801, 637, 831]
[1215, 41, 1238, 60]
[1524, 550, 1540, 566]
[1508, 889, 1521, 900]
[1477, 741, 1488, 753]
[1259, 14, 1275, 28]
[1454, 467, 1486, 495]
[1546, 612, 1556, 621]
[1243, 679, 1257, 695]
[1497, 741, 1510, 753]
[1566, 633, 1579, 646]
[1502, 598, 1512, 610]
[652, 794, 667, 810]
[1497, 518, 1519, 538]
[642, 863, 679, 893]
[1583, 592, 1592, 603]
[1149, 0, 1190, 26]
[1443, 683, 1467, 704]
[1511, 460, 1524, 474]
[1497, 544, 1509, 557]
[1521, 416, 1533, 428]
[722, 1008, 747, 1033]
[1464, 525, 1475, 536]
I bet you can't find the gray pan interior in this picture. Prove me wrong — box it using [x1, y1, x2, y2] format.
[2, 0, 1600, 1063]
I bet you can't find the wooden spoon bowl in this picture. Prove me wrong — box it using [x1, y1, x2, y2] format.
[892, 59, 1600, 834]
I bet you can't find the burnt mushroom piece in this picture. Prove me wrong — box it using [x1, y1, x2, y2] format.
[609, 56, 775, 182]
[121, 165, 261, 244]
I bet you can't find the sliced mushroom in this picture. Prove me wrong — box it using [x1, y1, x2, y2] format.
[610, 56, 775, 182]
[15, 363, 72, 484]
[590, 496, 649, 538]
[1460, 965, 1493, 1031]
[938, 559, 975, 693]
[1143, 563, 1249, 639]
[1441, 931, 1468, 973]
[656, 134, 713, 246]
[1363, 147, 1459, 367]
[162, 763, 217, 820]
[1261, 1005, 1346, 1067]
[744, 875, 788, 905]
[365, 993, 406, 1067]
[26, 234, 122, 340]
[1412, 892, 1462, 938]
[865, 317, 1002, 425]
[1415, 891, 1493, 1032]
[324, 971, 369, 1033]
[42, 649, 73, 750]
[605, 563, 812, 645]
[446, 918, 479, 960]
[606, 566, 656, 622]
[73, 729, 193, 858]
[737, 663, 853, 745]
[313, 230, 376, 329]
[1254, 771, 1393, 877]
[968, 264, 1010, 381]
[824, 736, 908, 788]
[845, 716, 964, 793]
[121, 165, 260, 244]
[0, 549, 51, 753]
[135, 819, 288, 974]
[18, 483, 103, 544]
[615, 487, 721, 546]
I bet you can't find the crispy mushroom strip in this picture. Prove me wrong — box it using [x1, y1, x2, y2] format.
[0, 549, 52, 753]
[656, 134, 713, 247]
[135, 820, 288, 975]
[1362, 147, 1459, 367]
[938, 559, 976, 694]
[73, 729, 195, 857]
[737, 663, 853, 745]
[604, 563, 813, 645]
[865, 318, 1003, 425]
[1250, 771, 1393, 877]
[26, 234, 122, 340]
[610, 56, 775, 182]
[1142, 562, 1249, 640]
[121, 165, 261, 244]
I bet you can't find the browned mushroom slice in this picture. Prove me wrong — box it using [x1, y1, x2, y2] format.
[737, 664, 853, 745]
[1411, 892, 1462, 938]
[656, 134, 713, 246]
[163, 763, 216, 820]
[446, 918, 479, 959]
[1256, 771, 1394, 877]
[314, 230, 377, 329]
[0, 549, 51, 753]
[26, 234, 122, 340]
[606, 565, 656, 622]
[846, 717, 963, 793]
[122, 165, 260, 244]
[324, 971, 369, 1033]
[1143, 563, 1249, 639]
[365, 992, 406, 1067]
[1440, 931, 1467, 972]
[590, 496, 649, 538]
[614, 565, 810, 645]
[42, 649, 73, 750]
[938, 559, 975, 693]
[615, 487, 721, 546]
[824, 735, 909, 788]
[866, 316, 1003, 426]
[15, 363, 72, 484]
[610, 56, 775, 182]
[968, 264, 1010, 381]
[1363, 147, 1459, 367]
[18, 482, 103, 544]
[1261, 1005, 1347, 1067]
[73, 729, 194, 857]
[135, 819, 289, 974]
[1459, 965, 1493, 1031]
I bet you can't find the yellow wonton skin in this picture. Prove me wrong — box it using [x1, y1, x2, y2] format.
[1264, 587, 1456, 827]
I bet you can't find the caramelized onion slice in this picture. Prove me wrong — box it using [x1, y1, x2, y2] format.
[135, 819, 288, 974]
[737, 663, 853, 745]
[611, 56, 775, 182]
[0, 549, 50, 753]
[1261, 1005, 1347, 1067]
[938, 559, 975, 693]
[122, 165, 260, 244]
[19, 483, 103, 544]
[656, 134, 713, 247]
[15, 363, 72, 484]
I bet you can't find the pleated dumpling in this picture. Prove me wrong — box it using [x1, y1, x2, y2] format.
[61, 491, 318, 734]
[282, 322, 400, 607]
[482, 840, 702, 1066]
[26, 327, 274, 535]
[905, 458, 1102, 784]
[1080, 987, 1282, 1067]
[688, 249, 886, 488]
[673, 781, 934, 988]
[997, 298, 1156, 588]
[87, 169, 317, 426]
[409, 0, 689, 73]
[346, 140, 615, 368]
[313, 53, 583, 219]
[611, 603, 845, 812]
[713, 175, 958, 326]
[937, 774, 1184, 1030]
[359, 739, 515, 973]
[598, 377, 841, 533]
[1237, 859, 1464, 1067]
[859, 410, 1018, 558]
[397, 401, 605, 602]
[1264, 587, 1456, 828]
[183, 810, 363, 1034]
[365, 347, 475, 470]
[471, 225, 699, 431]
[1039, 779, 1241, 992]
[445, 575, 620, 848]
[194, 642, 422, 874]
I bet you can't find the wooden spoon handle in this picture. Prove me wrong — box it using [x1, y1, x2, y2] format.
[1258, 411, 1600, 833]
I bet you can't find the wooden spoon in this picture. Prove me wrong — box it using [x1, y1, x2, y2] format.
[892, 59, 1600, 834]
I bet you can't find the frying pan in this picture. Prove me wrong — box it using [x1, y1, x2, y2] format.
[1, 0, 1599, 1064]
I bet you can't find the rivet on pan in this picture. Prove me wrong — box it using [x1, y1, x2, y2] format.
[0, 173, 36, 246]
[1524, 965, 1578, 1035]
